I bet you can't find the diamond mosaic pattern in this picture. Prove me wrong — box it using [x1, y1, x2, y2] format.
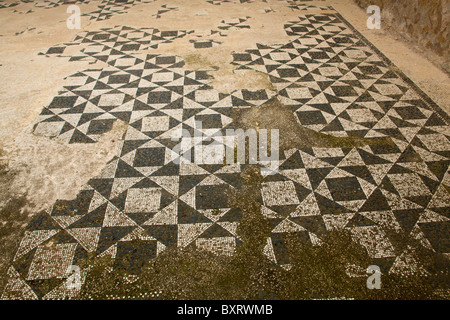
[2, 8, 449, 299]
[33, 0, 92, 9]
[10, 0, 156, 20]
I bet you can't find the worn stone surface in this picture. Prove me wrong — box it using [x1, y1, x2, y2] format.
[355, 0, 450, 71]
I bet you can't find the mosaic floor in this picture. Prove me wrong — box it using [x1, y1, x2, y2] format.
[2, 0, 450, 299]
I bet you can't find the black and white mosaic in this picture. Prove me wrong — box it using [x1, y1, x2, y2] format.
[34, 0, 92, 9]
[152, 3, 177, 19]
[10, 0, 155, 21]
[2, 8, 449, 300]
[218, 16, 251, 31]
[83, 0, 156, 21]
[287, 3, 333, 11]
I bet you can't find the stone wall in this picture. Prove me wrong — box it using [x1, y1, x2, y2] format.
[354, 0, 449, 70]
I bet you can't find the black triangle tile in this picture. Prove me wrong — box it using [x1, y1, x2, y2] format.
[178, 201, 211, 224]
[310, 103, 336, 115]
[143, 224, 178, 247]
[405, 195, 432, 208]
[95, 226, 136, 254]
[26, 212, 61, 232]
[51, 190, 94, 217]
[280, 151, 304, 169]
[110, 111, 131, 123]
[60, 122, 75, 135]
[388, 164, 413, 174]
[115, 159, 145, 178]
[218, 208, 242, 223]
[433, 150, 450, 159]
[340, 166, 376, 185]
[68, 203, 108, 229]
[120, 140, 149, 156]
[12, 247, 36, 280]
[199, 223, 234, 238]
[150, 162, 179, 177]
[428, 207, 450, 219]
[410, 136, 430, 150]
[396, 146, 422, 163]
[130, 177, 160, 189]
[426, 161, 450, 182]
[315, 193, 349, 215]
[419, 221, 450, 253]
[108, 191, 127, 212]
[371, 257, 396, 274]
[418, 174, 440, 194]
[28, 278, 65, 300]
[346, 213, 375, 227]
[293, 182, 312, 203]
[69, 129, 96, 144]
[424, 113, 446, 127]
[379, 176, 399, 195]
[51, 228, 79, 244]
[267, 205, 298, 218]
[215, 173, 242, 189]
[393, 209, 423, 233]
[321, 118, 345, 132]
[321, 156, 345, 166]
[88, 178, 114, 199]
[306, 168, 333, 190]
[290, 216, 327, 236]
[178, 175, 207, 196]
[359, 188, 391, 212]
[417, 127, 439, 135]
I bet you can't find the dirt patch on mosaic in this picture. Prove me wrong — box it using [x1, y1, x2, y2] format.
[0, 155, 31, 295]
[6, 119, 127, 211]
[183, 52, 275, 93]
[233, 98, 395, 150]
[75, 164, 448, 300]
[0, 119, 128, 295]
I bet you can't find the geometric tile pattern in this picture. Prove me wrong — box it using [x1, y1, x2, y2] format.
[3, 9, 450, 299]
[16, 0, 155, 21]
[151, 4, 178, 19]
[40, 26, 193, 60]
[33, 54, 210, 143]
[34, 0, 92, 9]
[235, 14, 450, 270]
[218, 16, 251, 31]
[83, 0, 156, 21]
[287, 3, 333, 11]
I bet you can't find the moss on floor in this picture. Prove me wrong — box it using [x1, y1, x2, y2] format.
[232, 98, 395, 150]
[0, 155, 33, 295]
[75, 164, 449, 300]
